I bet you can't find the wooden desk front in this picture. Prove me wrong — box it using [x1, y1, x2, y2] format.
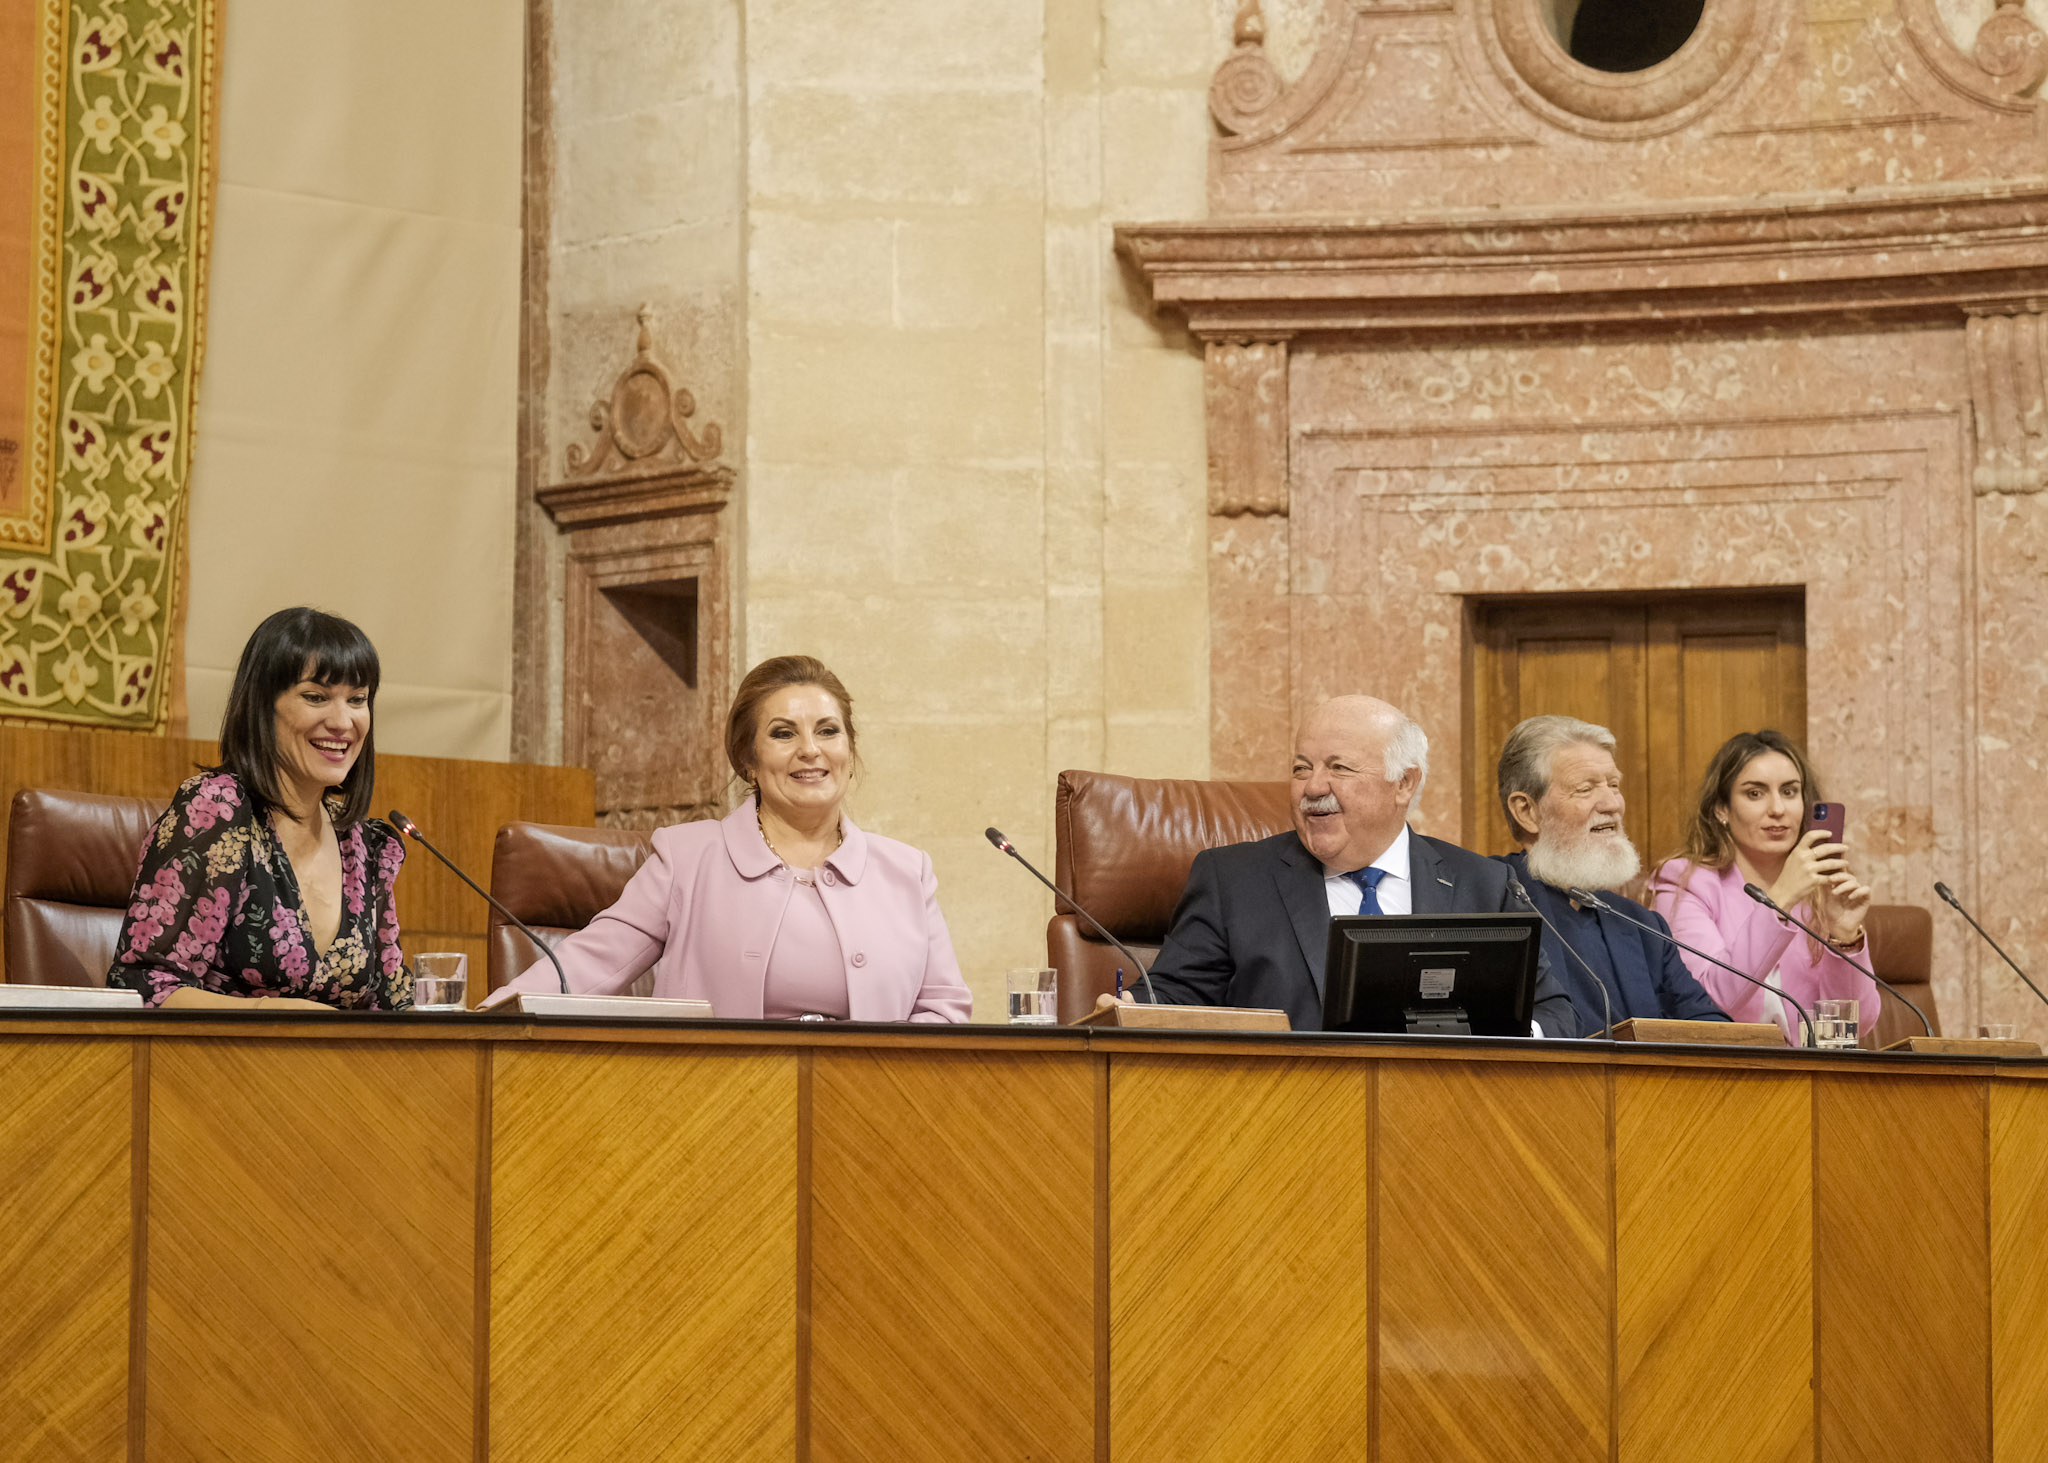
[2, 1018, 2043, 1463]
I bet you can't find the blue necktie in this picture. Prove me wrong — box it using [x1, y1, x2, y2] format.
[1347, 866, 1387, 915]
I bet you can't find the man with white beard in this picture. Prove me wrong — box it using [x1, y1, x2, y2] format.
[1496, 715, 1729, 1034]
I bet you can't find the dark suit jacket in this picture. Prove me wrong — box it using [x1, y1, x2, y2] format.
[1146, 829, 1581, 1037]
[1501, 852, 1729, 1032]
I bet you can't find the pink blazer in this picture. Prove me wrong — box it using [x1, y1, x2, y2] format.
[489, 799, 972, 1022]
[1648, 859, 1880, 1043]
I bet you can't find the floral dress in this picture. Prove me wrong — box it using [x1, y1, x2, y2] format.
[108, 769, 412, 1009]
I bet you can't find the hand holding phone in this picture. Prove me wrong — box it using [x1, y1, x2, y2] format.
[1804, 801, 1847, 845]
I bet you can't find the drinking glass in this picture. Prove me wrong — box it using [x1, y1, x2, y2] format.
[1813, 997, 1859, 1050]
[1979, 1022, 2018, 1041]
[413, 952, 469, 1011]
[1006, 967, 1057, 1025]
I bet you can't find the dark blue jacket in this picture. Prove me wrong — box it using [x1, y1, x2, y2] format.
[1500, 851, 1729, 1033]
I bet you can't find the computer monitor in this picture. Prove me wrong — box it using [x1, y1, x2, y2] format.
[1321, 913, 1543, 1037]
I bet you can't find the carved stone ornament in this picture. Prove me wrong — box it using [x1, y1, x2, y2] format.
[1966, 306, 2048, 494]
[1211, 0, 1287, 135]
[1972, 0, 2048, 94]
[539, 305, 734, 530]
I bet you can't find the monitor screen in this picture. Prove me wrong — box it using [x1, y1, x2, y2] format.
[1322, 914, 1542, 1037]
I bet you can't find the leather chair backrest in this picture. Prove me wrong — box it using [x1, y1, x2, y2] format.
[6, 789, 165, 987]
[486, 822, 654, 991]
[1864, 902, 1939, 1048]
[1047, 770, 1293, 1022]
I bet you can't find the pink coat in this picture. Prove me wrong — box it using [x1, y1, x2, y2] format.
[1648, 858, 1881, 1044]
[489, 799, 972, 1022]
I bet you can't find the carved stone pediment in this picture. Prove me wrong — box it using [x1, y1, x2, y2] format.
[537, 305, 734, 529]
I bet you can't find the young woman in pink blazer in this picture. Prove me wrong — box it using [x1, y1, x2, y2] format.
[1649, 730, 1878, 1044]
[489, 656, 971, 1022]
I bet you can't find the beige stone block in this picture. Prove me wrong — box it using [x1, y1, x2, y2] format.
[1104, 0, 1228, 84]
[1044, 0, 1103, 92]
[1045, 220, 1105, 328]
[750, 88, 1042, 206]
[745, 0, 1042, 89]
[853, 716, 1049, 846]
[1108, 260, 1194, 350]
[1045, 94, 1103, 213]
[748, 211, 894, 328]
[557, 0, 739, 125]
[551, 222, 741, 317]
[1106, 461, 1206, 581]
[1049, 714, 1107, 779]
[1046, 335, 1105, 464]
[749, 328, 1044, 465]
[1104, 342, 1206, 465]
[1045, 461, 1105, 588]
[1101, 85, 1212, 215]
[743, 465, 897, 594]
[1103, 583, 1209, 715]
[1105, 710, 1212, 780]
[892, 466, 1046, 589]
[1046, 587, 1105, 711]
[555, 98, 741, 248]
[894, 213, 1045, 331]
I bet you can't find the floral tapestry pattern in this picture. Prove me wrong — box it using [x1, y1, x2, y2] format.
[0, 0, 214, 725]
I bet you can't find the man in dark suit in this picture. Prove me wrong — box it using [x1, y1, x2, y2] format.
[1495, 714, 1728, 1035]
[1126, 695, 1580, 1036]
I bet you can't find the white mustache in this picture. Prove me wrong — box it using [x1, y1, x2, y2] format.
[1299, 794, 1341, 815]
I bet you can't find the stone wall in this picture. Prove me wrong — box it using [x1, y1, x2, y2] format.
[528, 0, 1263, 1011]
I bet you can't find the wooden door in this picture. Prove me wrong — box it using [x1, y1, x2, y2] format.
[1465, 592, 1805, 862]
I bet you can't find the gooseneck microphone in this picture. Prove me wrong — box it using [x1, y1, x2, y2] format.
[1570, 887, 1816, 1047]
[1935, 881, 2048, 1011]
[1741, 883, 1932, 1037]
[985, 827, 1157, 1006]
[1504, 869, 1612, 1041]
[387, 810, 569, 995]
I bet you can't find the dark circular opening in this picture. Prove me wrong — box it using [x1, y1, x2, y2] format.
[1568, 0, 1706, 72]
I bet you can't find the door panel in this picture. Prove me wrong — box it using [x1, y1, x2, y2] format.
[1466, 592, 1805, 862]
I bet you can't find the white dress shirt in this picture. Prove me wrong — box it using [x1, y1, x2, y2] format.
[1322, 825, 1414, 917]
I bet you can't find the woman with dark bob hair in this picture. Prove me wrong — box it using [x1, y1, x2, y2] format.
[108, 608, 410, 1010]
[486, 654, 970, 1021]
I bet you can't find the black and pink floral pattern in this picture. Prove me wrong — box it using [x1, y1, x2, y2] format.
[108, 769, 411, 1009]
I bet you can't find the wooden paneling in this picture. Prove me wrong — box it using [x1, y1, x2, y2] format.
[0, 723, 593, 982]
[1109, 1057, 1370, 1463]
[490, 1044, 796, 1463]
[0, 1038, 131, 1463]
[146, 1039, 476, 1461]
[810, 1050, 1096, 1463]
[1378, 1062, 1609, 1463]
[1817, 1075, 1989, 1463]
[1615, 1068, 1811, 1463]
[1992, 1080, 2048, 1463]
[1465, 591, 1805, 858]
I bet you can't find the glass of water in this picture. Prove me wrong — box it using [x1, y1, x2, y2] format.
[1980, 1023, 2018, 1041]
[413, 952, 469, 1011]
[1813, 997, 1859, 1050]
[1006, 967, 1057, 1025]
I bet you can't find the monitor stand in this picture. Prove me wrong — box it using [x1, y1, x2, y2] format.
[1404, 1007, 1473, 1036]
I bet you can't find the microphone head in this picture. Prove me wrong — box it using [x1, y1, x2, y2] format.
[387, 809, 419, 840]
[1565, 887, 1608, 909]
[984, 827, 1013, 854]
[1741, 882, 1776, 908]
[1503, 870, 1531, 907]
[1934, 880, 1959, 907]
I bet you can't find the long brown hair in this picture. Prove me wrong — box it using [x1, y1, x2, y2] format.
[724, 655, 859, 798]
[1674, 728, 1825, 870]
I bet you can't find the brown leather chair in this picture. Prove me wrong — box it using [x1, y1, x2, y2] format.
[1045, 769, 1292, 1024]
[1863, 902, 1940, 1048]
[486, 822, 655, 992]
[6, 789, 164, 986]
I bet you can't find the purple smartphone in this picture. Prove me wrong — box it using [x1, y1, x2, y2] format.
[1805, 801, 1848, 843]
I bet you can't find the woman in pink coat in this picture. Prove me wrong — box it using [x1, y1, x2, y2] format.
[1649, 729, 1878, 1045]
[490, 655, 971, 1022]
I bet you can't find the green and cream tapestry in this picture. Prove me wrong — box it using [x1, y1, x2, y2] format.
[0, 0, 214, 726]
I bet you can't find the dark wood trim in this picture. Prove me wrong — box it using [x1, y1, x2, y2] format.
[1093, 1052, 1111, 1463]
[510, 0, 555, 763]
[473, 1044, 493, 1463]
[795, 1049, 813, 1462]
